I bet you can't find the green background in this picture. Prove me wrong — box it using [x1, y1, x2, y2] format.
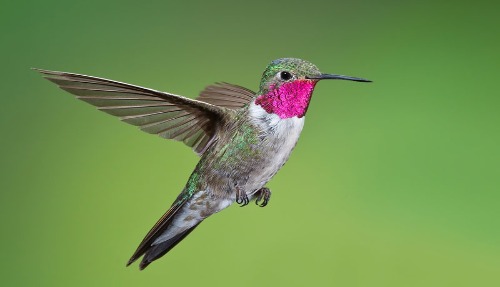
[2, 0, 499, 286]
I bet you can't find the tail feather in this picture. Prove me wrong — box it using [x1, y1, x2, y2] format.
[127, 199, 188, 268]
[139, 223, 200, 270]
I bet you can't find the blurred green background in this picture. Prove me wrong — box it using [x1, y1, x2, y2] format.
[1, 0, 499, 286]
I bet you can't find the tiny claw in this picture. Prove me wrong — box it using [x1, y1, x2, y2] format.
[255, 187, 271, 207]
[235, 185, 249, 207]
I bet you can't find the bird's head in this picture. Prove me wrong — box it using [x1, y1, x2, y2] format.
[255, 58, 371, 119]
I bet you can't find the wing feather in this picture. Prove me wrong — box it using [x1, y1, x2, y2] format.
[196, 82, 255, 109]
[35, 68, 230, 155]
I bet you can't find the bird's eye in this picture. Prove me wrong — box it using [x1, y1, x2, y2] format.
[279, 71, 293, 81]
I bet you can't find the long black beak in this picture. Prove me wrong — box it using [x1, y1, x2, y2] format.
[307, 73, 372, 83]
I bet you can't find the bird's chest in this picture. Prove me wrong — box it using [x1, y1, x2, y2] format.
[244, 102, 305, 190]
[199, 104, 304, 197]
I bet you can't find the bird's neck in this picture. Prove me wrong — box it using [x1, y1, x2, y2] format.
[254, 80, 316, 119]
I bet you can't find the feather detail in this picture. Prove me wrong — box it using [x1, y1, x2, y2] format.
[196, 82, 255, 109]
[126, 199, 189, 267]
[138, 223, 200, 270]
[34, 68, 228, 155]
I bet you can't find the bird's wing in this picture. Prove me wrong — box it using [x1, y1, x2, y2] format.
[35, 69, 230, 155]
[196, 82, 255, 109]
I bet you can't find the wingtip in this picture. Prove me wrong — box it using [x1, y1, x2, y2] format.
[31, 67, 54, 75]
[31, 68, 68, 77]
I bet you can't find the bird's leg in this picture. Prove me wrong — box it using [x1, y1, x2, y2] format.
[235, 185, 249, 207]
[255, 187, 271, 207]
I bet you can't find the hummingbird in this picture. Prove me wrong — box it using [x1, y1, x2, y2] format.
[35, 58, 371, 270]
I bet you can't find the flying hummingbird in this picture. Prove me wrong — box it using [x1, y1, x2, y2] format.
[35, 58, 370, 269]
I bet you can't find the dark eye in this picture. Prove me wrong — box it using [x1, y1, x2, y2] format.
[279, 71, 293, 81]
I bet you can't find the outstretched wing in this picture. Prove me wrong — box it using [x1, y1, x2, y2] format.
[35, 68, 229, 155]
[196, 82, 255, 109]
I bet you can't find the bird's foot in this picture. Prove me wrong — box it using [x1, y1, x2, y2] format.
[236, 186, 249, 207]
[255, 187, 271, 207]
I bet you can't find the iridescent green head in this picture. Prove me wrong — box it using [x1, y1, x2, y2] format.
[258, 58, 371, 95]
[254, 58, 371, 119]
[258, 58, 320, 94]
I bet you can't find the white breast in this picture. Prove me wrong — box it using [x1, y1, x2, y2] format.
[247, 102, 305, 191]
